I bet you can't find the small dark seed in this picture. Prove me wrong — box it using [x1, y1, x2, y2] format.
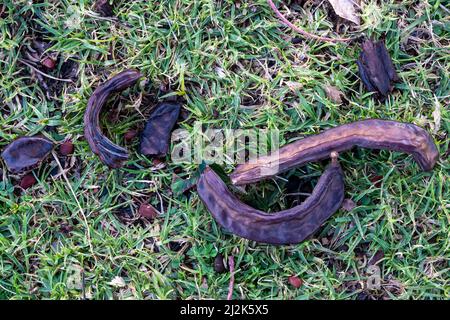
[20, 174, 37, 189]
[288, 275, 303, 289]
[213, 253, 226, 273]
[59, 140, 74, 156]
[41, 57, 56, 70]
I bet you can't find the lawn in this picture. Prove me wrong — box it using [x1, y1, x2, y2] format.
[0, 0, 449, 299]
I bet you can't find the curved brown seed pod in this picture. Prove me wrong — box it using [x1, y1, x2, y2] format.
[84, 69, 142, 168]
[231, 119, 439, 185]
[197, 159, 344, 245]
[139, 102, 181, 157]
[1, 136, 54, 173]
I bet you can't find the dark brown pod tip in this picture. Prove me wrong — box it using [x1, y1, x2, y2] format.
[139, 102, 181, 157]
[197, 161, 344, 245]
[1, 136, 54, 173]
[357, 39, 399, 98]
[84, 69, 142, 168]
[231, 119, 439, 185]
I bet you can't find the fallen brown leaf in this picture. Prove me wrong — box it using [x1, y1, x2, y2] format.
[324, 85, 344, 104]
[327, 0, 360, 25]
[138, 203, 158, 219]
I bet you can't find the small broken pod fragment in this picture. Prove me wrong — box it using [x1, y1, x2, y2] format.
[197, 158, 345, 245]
[1, 136, 54, 173]
[357, 39, 399, 98]
[230, 119, 439, 185]
[139, 102, 181, 157]
[84, 69, 142, 168]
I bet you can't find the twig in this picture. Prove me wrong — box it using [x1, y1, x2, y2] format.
[267, 0, 351, 43]
[227, 256, 235, 300]
[19, 59, 73, 83]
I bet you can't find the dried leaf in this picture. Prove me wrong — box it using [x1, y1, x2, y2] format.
[324, 85, 344, 104]
[341, 198, 356, 211]
[1, 136, 54, 173]
[139, 102, 181, 157]
[286, 81, 303, 92]
[327, 0, 360, 25]
[108, 276, 126, 288]
[138, 203, 158, 219]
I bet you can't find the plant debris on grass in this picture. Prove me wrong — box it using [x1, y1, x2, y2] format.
[0, 0, 448, 300]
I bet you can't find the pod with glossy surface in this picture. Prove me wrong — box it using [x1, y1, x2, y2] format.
[84, 69, 142, 168]
[231, 119, 439, 185]
[197, 159, 344, 245]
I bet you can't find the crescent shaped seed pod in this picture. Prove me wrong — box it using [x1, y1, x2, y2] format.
[84, 69, 142, 168]
[230, 119, 439, 185]
[1, 136, 54, 173]
[197, 157, 345, 245]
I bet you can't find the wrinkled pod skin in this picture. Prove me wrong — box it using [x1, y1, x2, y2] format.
[1, 136, 54, 173]
[197, 159, 344, 245]
[231, 119, 439, 185]
[84, 69, 142, 168]
[357, 39, 399, 98]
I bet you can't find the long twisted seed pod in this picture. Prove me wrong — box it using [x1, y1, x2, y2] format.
[84, 69, 142, 168]
[197, 158, 344, 245]
[230, 120, 439, 185]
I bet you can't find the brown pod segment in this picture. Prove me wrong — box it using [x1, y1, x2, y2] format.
[197, 159, 344, 245]
[357, 39, 400, 98]
[139, 102, 181, 157]
[1, 136, 54, 173]
[231, 120, 439, 185]
[84, 69, 142, 168]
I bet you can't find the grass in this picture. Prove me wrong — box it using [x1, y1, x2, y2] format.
[0, 0, 449, 300]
